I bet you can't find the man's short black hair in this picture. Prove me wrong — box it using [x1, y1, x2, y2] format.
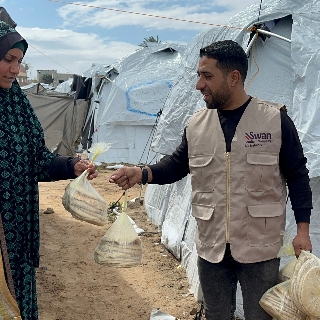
[200, 40, 248, 82]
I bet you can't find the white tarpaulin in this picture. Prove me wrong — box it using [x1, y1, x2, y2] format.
[82, 43, 185, 165]
[149, 308, 175, 320]
[143, 0, 320, 318]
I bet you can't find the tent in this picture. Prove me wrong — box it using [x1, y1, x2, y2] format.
[81, 42, 185, 165]
[143, 0, 320, 318]
[23, 83, 90, 156]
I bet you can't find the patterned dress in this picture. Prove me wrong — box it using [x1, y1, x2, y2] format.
[0, 80, 57, 318]
[0, 21, 78, 320]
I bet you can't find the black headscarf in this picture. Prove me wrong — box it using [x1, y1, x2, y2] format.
[0, 7, 16, 28]
[0, 20, 28, 61]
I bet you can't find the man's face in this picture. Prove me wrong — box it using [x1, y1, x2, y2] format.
[196, 57, 231, 110]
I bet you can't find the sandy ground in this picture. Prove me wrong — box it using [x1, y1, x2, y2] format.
[37, 166, 202, 320]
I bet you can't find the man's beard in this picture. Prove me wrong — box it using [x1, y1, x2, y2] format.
[206, 83, 231, 110]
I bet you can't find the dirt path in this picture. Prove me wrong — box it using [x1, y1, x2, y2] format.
[37, 167, 201, 320]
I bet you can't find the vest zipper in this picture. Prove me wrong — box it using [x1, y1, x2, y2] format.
[226, 152, 231, 243]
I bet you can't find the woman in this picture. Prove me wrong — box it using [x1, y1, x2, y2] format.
[0, 20, 97, 319]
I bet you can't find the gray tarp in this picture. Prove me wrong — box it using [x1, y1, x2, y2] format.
[25, 88, 89, 156]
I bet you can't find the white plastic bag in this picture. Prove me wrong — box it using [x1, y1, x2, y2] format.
[279, 257, 298, 282]
[94, 191, 142, 267]
[277, 231, 297, 282]
[62, 170, 108, 226]
[290, 251, 320, 317]
[62, 142, 111, 226]
[259, 280, 307, 320]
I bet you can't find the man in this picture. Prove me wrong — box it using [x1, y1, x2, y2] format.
[109, 40, 312, 320]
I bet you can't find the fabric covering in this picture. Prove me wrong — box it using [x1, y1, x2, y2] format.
[10, 40, 26, 52]
[24, 89, 89, 156]
[0, 7, 16, 27]
[0, 21, 27, 60]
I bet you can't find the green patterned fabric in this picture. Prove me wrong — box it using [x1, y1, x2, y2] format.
[0, 20, 15, 37]
[0, 81, 56, 319]
[0, 22, 56, 319]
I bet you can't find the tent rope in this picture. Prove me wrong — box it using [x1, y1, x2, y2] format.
[245, 29, 260, 92]
[30, 1, 265, 75]
[137, 109, 162, 166]
[28, 44, 73, 74]
[245, 0, 264, 92]
[47, 0, 252, 32]
[257, 0, 263, 23]
[135, 109, 162, 200]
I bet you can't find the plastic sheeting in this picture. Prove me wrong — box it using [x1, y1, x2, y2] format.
[160, 175, 191, 260]
[152, 0, 320, 179]
[144, 183, 172, 230]
[82, 43, 185, 165]
[54, 78, 74, 94]
[25, 89, 89, 156]
[149, 308, 175, 320]
[144, 0, 320, 319]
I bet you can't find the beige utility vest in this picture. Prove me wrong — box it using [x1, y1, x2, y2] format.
[186, 98, 287, 263]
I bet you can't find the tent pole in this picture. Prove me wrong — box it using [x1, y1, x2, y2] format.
[256, 28, 291, 43]
[85, 78, 107, 152]
[245, 33, 258, 55]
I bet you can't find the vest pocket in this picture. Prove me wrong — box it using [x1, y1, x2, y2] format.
[246, 203, 284, 247]
[192, 203, 216, 246]
[245, 153, 279, 192]
[189, 155, 214, 192]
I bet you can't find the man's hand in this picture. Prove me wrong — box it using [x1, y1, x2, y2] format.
[74, 160, 98, 180]
[292, 222, 312, 258]
[109, 166, 143, 190]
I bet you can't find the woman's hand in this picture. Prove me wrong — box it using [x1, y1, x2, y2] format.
[74, 160, 98, 180]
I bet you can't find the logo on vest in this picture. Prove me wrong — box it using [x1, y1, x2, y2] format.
[245, 132, 272, 147]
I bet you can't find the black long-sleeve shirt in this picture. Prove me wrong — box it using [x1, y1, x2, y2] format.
[149, 99, 312, 224]
[47, 156, 80, 180]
